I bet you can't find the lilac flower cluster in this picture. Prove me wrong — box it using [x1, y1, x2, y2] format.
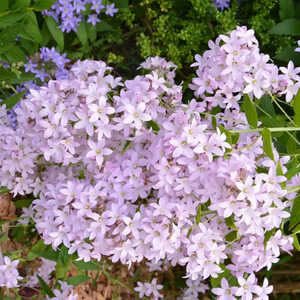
[46, 281, 78, 300]
[1, 47, 70, 129]
[26, 258, 56, 288]
[190, 26, 300, 103]
[179, 279, 208, 299]
[43, 0, 118, 33]
[214, 0, 231, 10]
[0, 27, 298, 298]
[134, 278, 163, 299]
[212, 276, 273, 300]
[24, 47, 70, 82]
[0, 253, 22, 288]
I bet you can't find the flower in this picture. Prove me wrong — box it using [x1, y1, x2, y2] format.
[212, 278, 238, 300]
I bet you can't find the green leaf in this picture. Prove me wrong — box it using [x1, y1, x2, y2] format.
[259, 95, 276, 117]
[292, 223, 300, 234]
[121, 140, 131, 153]
[293, 233, 300, 251]
[2, 44, 26, 62]
[14, 198, 33, 208]
[290, 196, 300, 230]
[0, 9, 27, 29]
[56, 247, 72, 279]
[13, 0, 31, 9]
[37, 275, 55, 298]
[243, 94, 258, 128]
[195, 204, 201, 225]
[27, 239, 59, 261]
[269, 19, 300, 36]
[1, 92, 24, 110]
[280, 0, 294, 20]
[0, 0, 8, 12]
[41, 21, 51, 45]
[225, 230, 238, 242]
[21, 11, 42, 44]
[0, 26, 20, 43]
[286, 165, 300, 180]
[210, 264, 237, 288]
[287, 136, 297, 154]
[275, 47, 300, 65]
[262, 128, 274, 160]
[45, 16, 64, 50]
[225, 216, 237, 230]
[66, 275, 90, 286]
[0, 186, 9, 193]
[0, 67, 35, 83]
[146, 120, 160, 134]
[33, 0, 56, 10]
[76, 21, 88, 46]
[114, 0, 128, 9]
[231, 133, 239, 145]
[293, 89, 300, 127]
[73, 260, 102, 271]
[87, 23, 97, 42]
[96, 20, 114, 32]
[211, 115, 217, 130]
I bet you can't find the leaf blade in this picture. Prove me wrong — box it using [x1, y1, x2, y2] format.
[45, 16, 64, 50]
[243, 94, 258, 128]
[262, 128, 274, 160]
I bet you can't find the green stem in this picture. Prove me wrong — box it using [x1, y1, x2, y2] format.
[231, 136, 260, 152]
[230, 127, 300, 134]
[100, 266, 135, 293]
[287, 186, 300, 193]
[270, 94, 295, 125]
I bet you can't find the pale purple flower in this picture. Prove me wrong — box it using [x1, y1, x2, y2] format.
[212, 278, 238, 300]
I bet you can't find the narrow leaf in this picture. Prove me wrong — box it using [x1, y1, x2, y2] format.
[27, 240, 59, 261]
[73, 260, 102, 271]
[67, 275, 90, 286]
[275, 47, 300, 65]
[262, 128, 274, 160]
[87, 23, 97, 42]
[269, 19, 300, 36]
[33, 0, 56, 10]
[146, 120, 160, 134]
[293, 234, 300, 251]
[1, 92, 24, 110]
[290, 196, 300, 230]
[76, 21, 88, 46]
[121, 140, 131, 153]
[293, 88, 300, 127]
[195, 204, 201, 225]
[243, 94, 258, 128]
[3, 44, 26, 62]
[0, 9, 27, 28]
[45, 16, 64, 50]
[13, 0, 31, 9]
[21, 11, 42, 44]
[96, 21, 114, 32]
[37, 275, 55, 298]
